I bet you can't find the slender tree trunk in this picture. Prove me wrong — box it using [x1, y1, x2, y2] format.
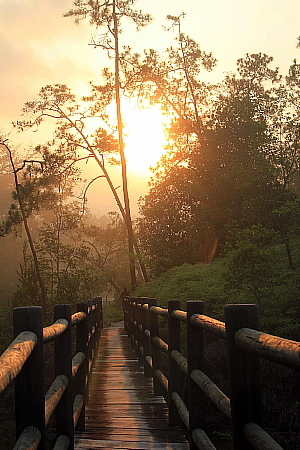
[113, 0, 137, 291]
[285, 240, 294, 269]
[62, 111, 149, 284]
[6, 144, 47, 313]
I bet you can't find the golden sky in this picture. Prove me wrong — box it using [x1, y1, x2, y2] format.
[1, 0, 300, 216]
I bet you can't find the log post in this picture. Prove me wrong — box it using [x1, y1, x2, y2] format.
[90, 298, 97, 363]
[168, 299, 181, 426]
[131, 298, 138, 352]
[123, 296, 128, 332]
[143, 299, 152, 378]
[99, 297, 103, 331]
[93, 297, 101, 355]
[187, 301, 205, 448]
[75, 301, 89, 431]
[139, 297, 148, 371]
[148, 299, 164, 395]
[127, 297, 134, 345]
[225, 304, 263, 450]
[13, 306, 45, 449]
[87, 300, 93, 387]
[136, 299, 143, 365]
[54, 304, 74, 450]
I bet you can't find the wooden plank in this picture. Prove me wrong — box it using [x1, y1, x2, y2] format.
[75, 438, 189, 449]
[75, 327, 188, 450]
[76, 433, 189, 443]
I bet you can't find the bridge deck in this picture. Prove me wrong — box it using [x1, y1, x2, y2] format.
[75, 325, 189, 450]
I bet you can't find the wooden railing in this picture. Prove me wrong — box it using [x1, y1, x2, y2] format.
[123, 297, 300, 450]
[0, 297, 103, 450]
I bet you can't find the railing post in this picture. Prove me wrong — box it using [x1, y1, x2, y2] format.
[135, 299, 143, 365]
[168, 299, 181, 426]
[143, 299, 152, 378]
[127, 297, 134, 345]
[225, 304, 263, 450]
[123, 296, 128, 332]
[139, 298, 151, 377]
[75, 301, 89, 431]
[148, 298, 163, 396]
[187, 301, 205, 447]
[98, 296, 103, 331]
[13, 306, 45, 449]
[131, 298, 138, 351]
[54, 304, 74, 450]
[87, 299, 93, 389]
[136, 297, 148, 368]
[92, 297, 102, 355]
[90, 298, 97, 363]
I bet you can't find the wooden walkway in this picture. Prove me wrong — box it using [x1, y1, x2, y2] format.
[75, 325, 189, 450]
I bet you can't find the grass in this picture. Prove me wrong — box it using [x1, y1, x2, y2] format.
[102, 299, 124, 326]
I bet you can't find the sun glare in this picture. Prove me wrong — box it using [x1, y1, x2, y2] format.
[122, 104, 168, 174]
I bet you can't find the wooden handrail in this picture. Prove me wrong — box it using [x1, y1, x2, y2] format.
[0, 331, 37, 394]
[43, 318, 68, 343]
[71, 311, 86, 326]
[235, 327, 300, 370]
[190, 313, 226, 339]
[123, 296, 299, 450]
[0, 297, 103, 450]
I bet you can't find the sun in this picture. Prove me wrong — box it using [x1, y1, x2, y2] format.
[122, 103, 168, 174]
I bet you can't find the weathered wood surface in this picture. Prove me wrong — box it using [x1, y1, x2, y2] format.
[0, 331, 37, 394]
[75, 326, 189, 449]
[13, 426, 41, 450]
[243, 423, 284, 450]
[43, 318, 68, 343]
[190, 314, 226, 339]
[235, 327, 300, 370]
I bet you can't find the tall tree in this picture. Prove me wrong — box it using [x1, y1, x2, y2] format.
[137, 52, 286, 272]
[0, 140, 47, 311]
[64, 0, 152, 290]
[14, 82, 148, 288]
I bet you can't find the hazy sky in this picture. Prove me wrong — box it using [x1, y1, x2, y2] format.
[1, 0, 300, 216]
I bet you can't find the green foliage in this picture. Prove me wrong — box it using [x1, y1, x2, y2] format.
[135, 237, 300, 339]
[103, 299, 123, 326]
[135, 260, 232, 319]
[136, 50, 292, 274]
[226, 242, 274, 305]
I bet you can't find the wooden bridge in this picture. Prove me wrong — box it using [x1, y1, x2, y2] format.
[75, 325, 189, 449]
[1, 297, 300, 450]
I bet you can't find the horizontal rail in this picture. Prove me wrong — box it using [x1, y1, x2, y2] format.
[13, 426, 41, 450]
[235, 328, 300, 370]
[53, 435, 70, 450]
[45, 375, 69, 426]
[191, 369, 231, 418]
[190, 314, 226, 339]
[152, 336, 168, 353]
[172, 310, 187, 322]
[72, 352, 85, 378]
[144, 329, 151, 338]
[149, 305, 168, 317]
[243, 423, 284, 450]
[171, 350, 188, 374]
[145, 355, 152, 368]
[0, 331, 37, 394]
[171, 391, 189, 429]
[154, 369, 168, 392]
[192, 429, 217, 450]
[43, 319, 68, 343]
[71, 311, 86, 326]
[73, 394, 84, 427]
